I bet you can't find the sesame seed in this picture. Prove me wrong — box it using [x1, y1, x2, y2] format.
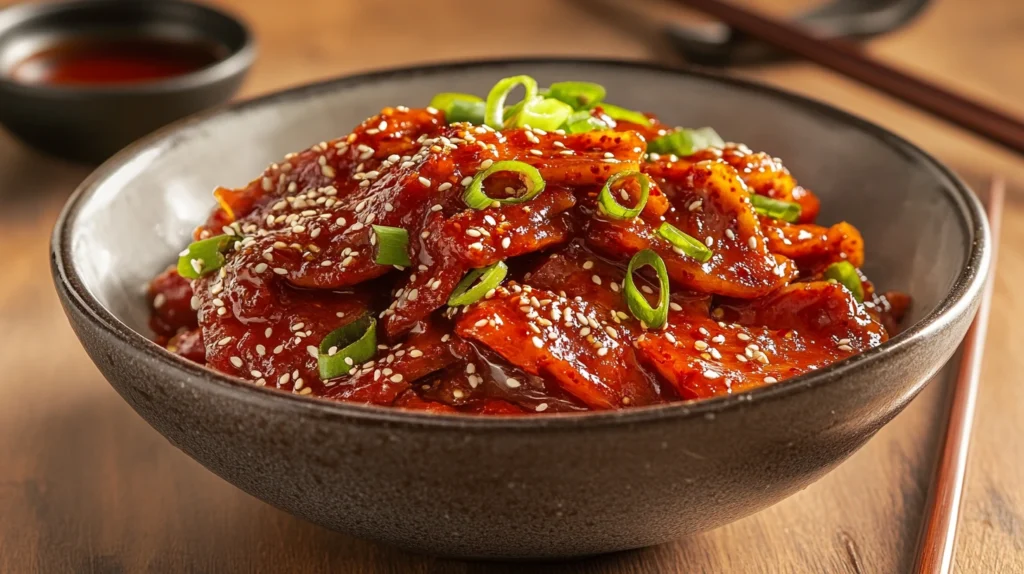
[703, 369, 721, 379]
[536, 403, 549, 412]
[597, 347, 609, 356]
[764, 376, 778, 384]
[591, 275, 602, 285]
[694, 341, 708, 351]
[391, 374, 403, 383]
[725, 229, 736, 240]
[418, 176, 431, 187]
[505, 377, 521, 388]
[306, 346, 318, 358]
[229, 356, 243, 368]
[532, 336, 544, 348]
[748, 236, 758, 249]
[474, 319, 488, 328]
[838, 344, 854, 352]
[273, 267, 288, 275]
[705, 236, 714, 247]
[480, 159, 494, 169]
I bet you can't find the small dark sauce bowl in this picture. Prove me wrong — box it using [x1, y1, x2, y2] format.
[0, 0, 254, 163]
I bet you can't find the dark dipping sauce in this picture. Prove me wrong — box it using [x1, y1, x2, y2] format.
[9, 36, 223, 86]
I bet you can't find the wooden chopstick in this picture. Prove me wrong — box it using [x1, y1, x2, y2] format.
[674, 0, 1024, 156]
[912, 177, 1003, 574]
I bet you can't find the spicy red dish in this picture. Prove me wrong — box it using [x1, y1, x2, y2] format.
[147, 76, 910, 415]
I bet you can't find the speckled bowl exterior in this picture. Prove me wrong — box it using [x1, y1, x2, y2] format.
[51, 59, 989, 559]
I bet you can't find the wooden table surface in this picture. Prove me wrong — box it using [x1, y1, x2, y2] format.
[1, 0, 1022, 572]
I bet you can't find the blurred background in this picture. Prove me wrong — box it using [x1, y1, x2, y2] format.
[0, 0, 1021, 572]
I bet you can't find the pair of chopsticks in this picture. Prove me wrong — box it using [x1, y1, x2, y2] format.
[675, 0, 1024, 156]
[670, 1, 1008, 572]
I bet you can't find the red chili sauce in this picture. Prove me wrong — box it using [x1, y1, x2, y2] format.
[9, 36, 223, 86]
[147, 98, 910, 415]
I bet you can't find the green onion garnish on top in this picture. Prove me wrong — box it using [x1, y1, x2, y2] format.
[656, 223, 713, 263]
[177, 234, 233, 280]
[485, 75, 538, 129]
[429, 92, 486, 124]
[372, 225, 411, 267]
[545, 81, 606, 109]
[517, 97, 573, 131]
[563, 109, 610, 133]
[624, 249, 671, 329]
[597, 103, 651, 126]
[318, 315, 377, 380]
[448, 261, 509, 307]
[648, 127, 724, 157]
[597, 170, 650, 220]
[463, 160, 546, 209]
[750, 194, 802, 223]
[824, 261, 864, 303]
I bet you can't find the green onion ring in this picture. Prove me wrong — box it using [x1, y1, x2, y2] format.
[656, 223, 714, 263]
[598, 103, 651, 126]
[597, 170, 650, 220]
[517, 97, 573, 131]
[372, 225, 411, 267]
[624, 249, 670, 329]
[824, 261, 864, 303]
[563, 110, 610, 133]
[429, 92, 485, 124]
[448, 261, 509, 306]
[648, 127, 725, 157]
[546, 81, 607, 109]
[177, 234, 232, 279]
[318, 315, 377, 380]
[463, 160, 546, 209]
[485, 75, 538, 129]
[750, 194, 802, 223]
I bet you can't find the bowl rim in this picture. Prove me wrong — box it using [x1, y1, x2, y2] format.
[0, 0, 256, 96]
[51, 56, 991, 431]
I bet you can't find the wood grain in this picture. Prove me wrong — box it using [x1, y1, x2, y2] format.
[0, 0, 1021, 572]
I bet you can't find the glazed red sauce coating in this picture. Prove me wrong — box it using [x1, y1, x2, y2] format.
[148, 105, 908, 414]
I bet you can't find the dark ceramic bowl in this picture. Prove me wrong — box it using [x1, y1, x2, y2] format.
[0, 0, 254, 163]
[51, 59, 989, 559]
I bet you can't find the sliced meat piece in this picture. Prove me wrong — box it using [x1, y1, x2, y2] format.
[716, 281, 887, 347]
[192, 246, 373, 396]
[589, 160, 797, 299]
[199, 106, 447, 235]
[381, 189, 575, 339]
[148, 266, 197, 339]
[762, 219, 864, 275]
[636, 312, 856, 400]
[455, 284, 660, 409]
[656, 144, 821, 223]
[393, 390, 460, 413]
[322, 321, 465, 404]
[166, 328, 205, 364]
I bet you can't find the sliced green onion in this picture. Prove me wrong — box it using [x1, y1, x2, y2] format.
[597, 170, 650, 220]
[598, 103, 650, 126]
[546, 81, 606, 109]
[656, 223, 713, 263]
[430, 93, 485, 124]
[177, 234, 232, 279]
[751, 194, 802, 223]
[448, 261, 508, 306]
[517, 97, 573, 131]
[485, 75, 538, 129]
[318, 315, 377, 380]
[372, 225, 411, 267]
[648, 127, 724, 156]
[463, 160, 546, 209]
[563, 110, 610, 133]
[624, 249, 670, 329]
[824, 261, 864, 303]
